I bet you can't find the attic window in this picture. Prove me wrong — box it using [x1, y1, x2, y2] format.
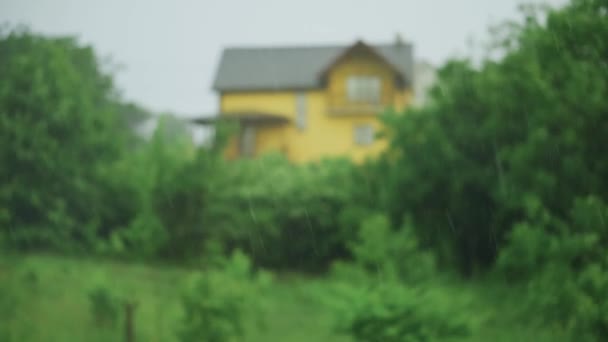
[347, 76, 381, 103]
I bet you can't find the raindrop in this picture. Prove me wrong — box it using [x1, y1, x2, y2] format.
[304, 208, 318, 256]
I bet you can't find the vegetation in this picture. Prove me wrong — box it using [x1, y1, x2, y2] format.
[0, 254, 570, 342]
[178, 250, 272, 342]
[1, 0, 607, 340]
[320, 214, 475, 342]
[88, 284, 122, 328]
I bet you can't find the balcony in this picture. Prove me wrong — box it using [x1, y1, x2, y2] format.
[327, 92, 391, 115]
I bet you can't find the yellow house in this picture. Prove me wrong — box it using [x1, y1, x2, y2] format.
[196, 39, 414, 163]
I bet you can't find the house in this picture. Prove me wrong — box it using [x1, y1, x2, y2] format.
[195, 38, 415, 163]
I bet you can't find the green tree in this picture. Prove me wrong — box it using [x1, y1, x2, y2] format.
[103, 113, 213, 259]
[379, 0, 608, 274]
[0, 28, 131, 251]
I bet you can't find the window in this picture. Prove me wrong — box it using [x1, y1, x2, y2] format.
[239, 125, 256, 157]
[347, 76, 381, 103]
[353, 124, 375, 146]
[295, 92, 307, 130]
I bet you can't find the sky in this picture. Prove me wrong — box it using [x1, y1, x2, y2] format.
[1, 0, 568, 116]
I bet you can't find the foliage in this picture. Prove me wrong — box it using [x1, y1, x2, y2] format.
[1, 0, 607, 340]
[1, 253, 580, 342]
[370, 1, 608, 336]
[110, 114, 210, 259]
[178, 250, 272, 342]
[346, 284, 471, 342]
[497, 195, 608, 340]
[376, 0, 608, 275]
[0, 28, 136, 251]
[88, 285, 121, 328]
[317, 214, 471, 342]
[348, 213, 435, 282]
[0, 28, 208, 259]
[0, 26, 357, 268]
[319, 275, 474, 342]
[203, 153, 359, 271]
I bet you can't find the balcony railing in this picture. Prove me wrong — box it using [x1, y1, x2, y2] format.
[329, 104, 385, 115]
[327, 92, 391, 115]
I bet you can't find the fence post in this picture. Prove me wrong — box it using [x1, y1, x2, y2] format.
[125, 300, 138, 342]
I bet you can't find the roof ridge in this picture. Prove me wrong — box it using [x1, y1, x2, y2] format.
[223, 44, 344, 51]
[223, 41, 412, 51]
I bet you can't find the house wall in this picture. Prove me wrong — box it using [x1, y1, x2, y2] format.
[218, 52, 412, 163]
[327, 47, 403, 112]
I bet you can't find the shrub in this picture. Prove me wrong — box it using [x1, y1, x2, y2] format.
[496, 222, 553, 282]
[348, 285, 472, 342]
[178, 250, 271, 342]
[319, 279, 473, 342]
[317, 214, 470, 342]
[497, 195, 608, 340]
[88, 285, 121, 328]
[203, 154, 358, 271]
[348, 213, 435, 282]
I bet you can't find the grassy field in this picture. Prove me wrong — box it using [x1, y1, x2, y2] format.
[0, 254, 352, 342]
[0, 254, 568, 342]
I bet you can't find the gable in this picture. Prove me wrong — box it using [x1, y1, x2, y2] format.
[212, 41, 413, 92]
[319, 41, 405, 86]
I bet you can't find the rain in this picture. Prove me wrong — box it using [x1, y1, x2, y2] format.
[1, 0, 606, 341]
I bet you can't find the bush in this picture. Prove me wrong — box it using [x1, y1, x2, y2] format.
[203, 154, 358, 271]
[348, 285, 472, 342]
[97, 115, 214, 260]
[349, 214, 435, 282]
[316, 213, 470, 342]
[88, 284, 121, 328]
[497, 196, 608, 340]
[319, 279, 473, 342]
[178, 250, 271, 342]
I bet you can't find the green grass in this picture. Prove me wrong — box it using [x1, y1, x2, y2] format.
[0, 254, 352, 342]
[0, 254, 568, 342]
[1, 254, 186, 342]
[445, 278, 570, 342]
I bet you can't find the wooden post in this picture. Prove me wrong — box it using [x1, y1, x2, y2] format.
[124, 301, 138, 342]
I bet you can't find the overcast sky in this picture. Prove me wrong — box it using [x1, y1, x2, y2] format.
[2, 0, 568, 116]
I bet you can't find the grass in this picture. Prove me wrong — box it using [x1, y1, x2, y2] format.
[0, 254, 352, 342]
[1, 254, 185, 342]
[0, 254, 569, 342]
[448, 277, 570, 342]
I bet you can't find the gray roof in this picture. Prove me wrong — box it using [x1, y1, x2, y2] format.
[212, 42, 414, 92]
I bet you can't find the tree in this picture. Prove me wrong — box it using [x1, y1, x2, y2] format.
[378, 0, 608, 274]
[0, 27, 129, 250]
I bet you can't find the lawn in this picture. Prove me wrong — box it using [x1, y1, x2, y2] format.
[0, 254, 568, 342]
[0, 254, 352, 342]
